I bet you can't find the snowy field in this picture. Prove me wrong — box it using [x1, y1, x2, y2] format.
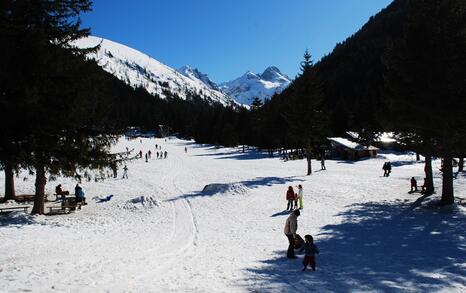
[1, 137, 465, 292]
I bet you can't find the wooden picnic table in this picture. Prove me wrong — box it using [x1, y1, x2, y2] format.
[47, 197, 82, 215]
[15, 194, 50, 202]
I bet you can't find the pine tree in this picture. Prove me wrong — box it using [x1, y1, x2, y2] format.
[383, 0, 466, 204]
[0, 0, 122, 214]
[286, 63, 330, 175]
[299, 49, 313, 75]
[251, 97, 263, 110]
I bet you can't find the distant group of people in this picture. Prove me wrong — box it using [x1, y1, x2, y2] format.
[135, 146, 168, 162]
[283, 184, 319, 271]
[156, 151, 168, 159]
[382, 161, 431, 194]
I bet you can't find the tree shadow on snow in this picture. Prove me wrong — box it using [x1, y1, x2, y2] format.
[390, 160, 421, 167]
[0, 212, 47, 227]
[174, 141, 211, 149]
[242, 200, 466, 292]
[335, 157, 371, 165]
[195, 150, 272, 161]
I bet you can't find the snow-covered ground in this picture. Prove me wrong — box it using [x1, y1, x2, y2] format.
[1, 137, 465, 292]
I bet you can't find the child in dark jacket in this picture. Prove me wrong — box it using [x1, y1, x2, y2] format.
[299, 234, 319, 271]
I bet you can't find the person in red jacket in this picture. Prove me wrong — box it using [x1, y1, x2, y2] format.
[286, 186, 295, 211]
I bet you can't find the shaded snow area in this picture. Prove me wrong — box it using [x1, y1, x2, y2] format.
[1, 137, 465, 292]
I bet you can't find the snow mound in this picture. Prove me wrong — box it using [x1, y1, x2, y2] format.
[202, 183, 248, 195]
[124, 196, 160, 209]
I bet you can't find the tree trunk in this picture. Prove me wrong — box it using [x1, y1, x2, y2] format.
[31, 164, 47, 215]
[305, 147, 312, 175]
[416, 152, 420, 161]
[424, 153, 434, 194]
[4, 161, 15, 201]
[458, 158, 464, 172]
[440, 156, 454, 205]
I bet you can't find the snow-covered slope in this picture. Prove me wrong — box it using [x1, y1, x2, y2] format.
[220, 66, 292, 105]
[177, 65, 220, 91]
[1, 137, 465, 292]
[73, 36, 234, 106]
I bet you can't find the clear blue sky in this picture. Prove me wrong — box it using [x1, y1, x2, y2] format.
[82, 0, 393, 83]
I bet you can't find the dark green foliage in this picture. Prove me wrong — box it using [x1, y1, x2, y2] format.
[299, 49, 313, 76]
[383, 0, 466, 204]
[251, 97, 263, 110]
[0, 0, 119, 213]
[271, 0, 466, 202]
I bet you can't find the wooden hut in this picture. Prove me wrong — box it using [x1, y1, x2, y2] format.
[328, 137, 378, 161]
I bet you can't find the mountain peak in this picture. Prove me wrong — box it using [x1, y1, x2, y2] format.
[73, 37, 233, 105]
[242, 71, 260, 80]
[177, 65, 219, 91]
[220, 66, 292, 105]
[260, 66, 288, 82]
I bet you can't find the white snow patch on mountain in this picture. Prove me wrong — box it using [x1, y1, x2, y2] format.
[177, 65, 220, 91]
[73, 36, 234, 106]
[220, 66, 292, 105]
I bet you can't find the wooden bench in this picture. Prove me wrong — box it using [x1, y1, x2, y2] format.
[0, 206, 31, 214]
[47, 198, 82, 214]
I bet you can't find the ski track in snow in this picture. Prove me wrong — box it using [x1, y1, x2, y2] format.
[0, 137, 465, 292]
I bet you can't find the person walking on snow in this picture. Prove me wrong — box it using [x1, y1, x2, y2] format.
[122, 165, 128, 179]
[320, 156, 326, 170]
[284, 209, 300, 259]
[299, 235, 319, 271]
[386, 161, 392, 176]
[410, 177, 418, 192]
[286, 186, 295, 211]
[111, 161, 118, 178]
[382, 162, 389, 177]
[297, 184, 304, 209]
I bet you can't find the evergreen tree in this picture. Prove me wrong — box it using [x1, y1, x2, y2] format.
[0, 0, 123, 214]
[285, 64, 330, 175]
[251, 97, 263, 110]
[300, 49, 313, 75]
[383, 0, 466, 204]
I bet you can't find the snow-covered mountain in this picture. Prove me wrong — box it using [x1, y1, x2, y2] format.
[177, 65, 220, 91]
[73, 36, 234, 106]
[219, 66, 292, 105]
